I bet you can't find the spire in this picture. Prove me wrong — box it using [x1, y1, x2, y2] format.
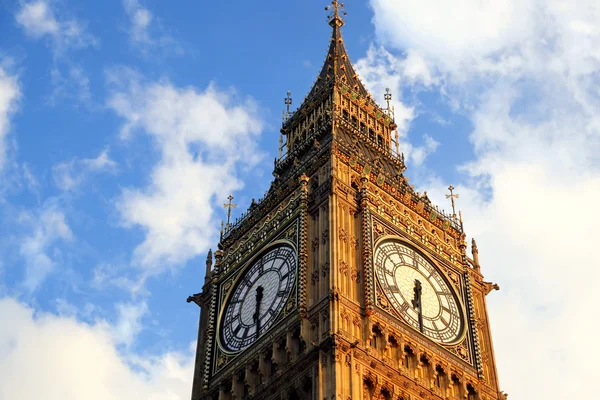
[204, 249, 213, 283]
[306, 1, 370, 100]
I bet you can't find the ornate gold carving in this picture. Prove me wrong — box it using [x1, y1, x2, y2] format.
[350, 234, 358, 249]
[339, 260, 349, 276]
[339, 227, 348, 243]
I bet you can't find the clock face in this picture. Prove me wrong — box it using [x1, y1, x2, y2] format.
[220, 243, 296, 353]
[374, 240, 463, 344]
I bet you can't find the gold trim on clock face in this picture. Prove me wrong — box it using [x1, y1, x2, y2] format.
[374, 239, 464, 344]
[218, 242, 297, 353]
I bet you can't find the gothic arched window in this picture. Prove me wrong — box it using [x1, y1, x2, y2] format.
[435, 365, 448, 391]
[450, 374, 462, 399]
[402, 345, 416, 370]
[466, 383, 479, 400]
[371, 325, 383, 351]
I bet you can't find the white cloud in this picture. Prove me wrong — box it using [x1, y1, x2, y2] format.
[112, 302, 148, 347]
[92, 263, 149, 296]
[0, 66, 20, 172]
[106, 69, 263, 270]
[356, 46, 440, 167]
[50, 65, 93, 105]
[19, 203, 73, 291]
[16, 0, 97, 55]
[367, 0, 600, 398]
[123, 0, 153, 44]
[122, 0, 181, 54]
[15, 0, 59, 37]
[21, 163, 39, 192]
[407, 134, 439, 167]
[52, 148, 117, 191]
[370, 0, 535, 74]
[0, 297, 193, 400]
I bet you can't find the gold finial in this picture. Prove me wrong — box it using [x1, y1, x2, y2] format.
[326, 0, 347, 27]
[223, 194, 237, 230]
[384, 87, 392, 111]
[445, 185, 459, 218]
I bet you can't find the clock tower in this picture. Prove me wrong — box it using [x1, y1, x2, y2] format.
[187, 2, 506, 400]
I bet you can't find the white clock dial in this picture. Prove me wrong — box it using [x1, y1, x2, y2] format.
[375, 240, 463, 344]
[220, 243, 296, 352]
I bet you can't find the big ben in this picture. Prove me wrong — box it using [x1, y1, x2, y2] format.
[187, 2, 506, 400]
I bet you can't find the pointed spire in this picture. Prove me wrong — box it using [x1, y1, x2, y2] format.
[204, 249, 213, 283]
[471, 239, 480, 270]
[305, 1, 369, 101]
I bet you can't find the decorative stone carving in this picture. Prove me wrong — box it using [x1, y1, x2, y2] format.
[339, 227, 348, 243]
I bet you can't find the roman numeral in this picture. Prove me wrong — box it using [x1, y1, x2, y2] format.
[258, 259, 264, 274]
[440, 315, 448, 326]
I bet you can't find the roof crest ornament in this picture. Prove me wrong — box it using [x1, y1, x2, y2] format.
[284, 91, 292, 120]
[326, 0, 346, 28]
[385, 88, 400, 156]
[223, 194, 237, 231]
[280, 91, 292, 159]
[445, 185, 459, 219]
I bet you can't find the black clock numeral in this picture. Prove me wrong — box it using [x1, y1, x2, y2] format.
[233, 324, 242, 335]
[258, 259, 264, 274]
[440, 315, 449, 326]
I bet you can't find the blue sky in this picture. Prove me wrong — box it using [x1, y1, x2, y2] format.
[1, 1, 599, 399]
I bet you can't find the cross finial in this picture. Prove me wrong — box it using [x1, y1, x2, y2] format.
[384, 87, 392, 109]
[223, 194, 237, 230]
[284, 91, 292, 119]
[326, 0, 346, 27]
[445, 185, 459, 218]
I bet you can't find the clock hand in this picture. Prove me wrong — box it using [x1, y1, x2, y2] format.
[253, 286, 264, 338]
[411, 279, 424, 333]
